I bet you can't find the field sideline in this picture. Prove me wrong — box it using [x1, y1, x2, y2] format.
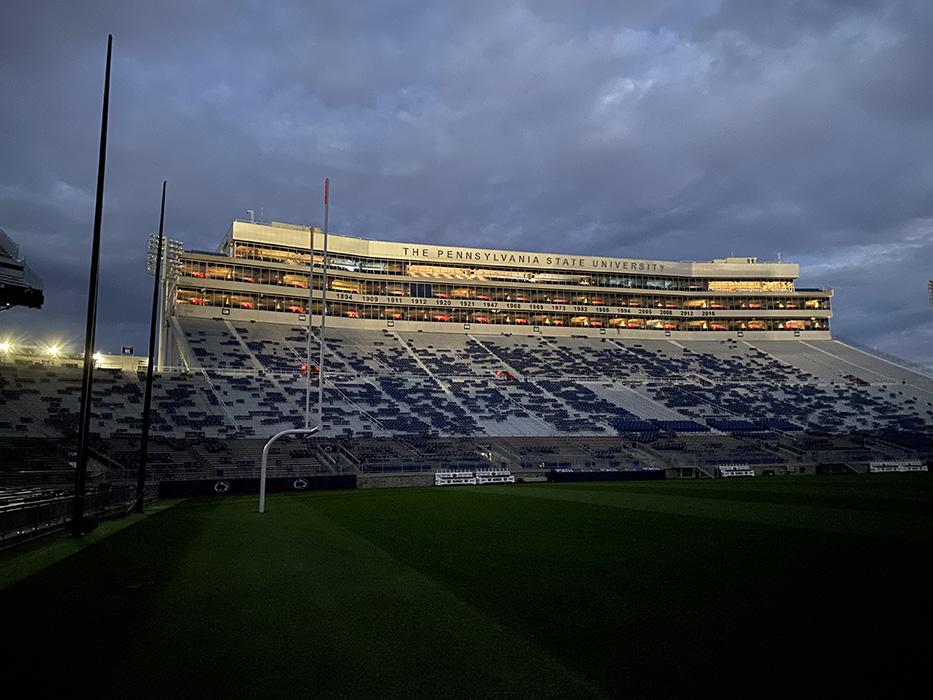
[2, 475, 931, 697]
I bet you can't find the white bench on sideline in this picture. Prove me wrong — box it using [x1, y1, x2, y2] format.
[435, 469, 516, 486]
[435, 471, 477, 486]
[719, 465, 755, 478]
[475, 469, 515, 485]
[869, 460, 927, 473]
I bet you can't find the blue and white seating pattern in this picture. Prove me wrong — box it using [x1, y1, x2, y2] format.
[1, 318, 930, 444]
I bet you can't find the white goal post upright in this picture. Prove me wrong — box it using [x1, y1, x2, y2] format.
[259, 426, 318, 513]
[258, 177, 329, 513]
[317, 177, 329, 426]
[259, 427, 319, 513]
[304, 205, 313, 428]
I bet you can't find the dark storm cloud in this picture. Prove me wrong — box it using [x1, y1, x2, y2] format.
[0, 0, 931, 366]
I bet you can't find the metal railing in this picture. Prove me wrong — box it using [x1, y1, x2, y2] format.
[0, 484, 158, 545]
[833, 336, 933, 379]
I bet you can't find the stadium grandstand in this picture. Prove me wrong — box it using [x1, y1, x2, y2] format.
[1, 218, 930, 515]
[0, 227, 43, 312]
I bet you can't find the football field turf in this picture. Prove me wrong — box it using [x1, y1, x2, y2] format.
[2, 475, 931, 698]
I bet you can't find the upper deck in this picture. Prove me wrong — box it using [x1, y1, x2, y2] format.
[225, 220, 801, 282]
[169, 219, 832, 340]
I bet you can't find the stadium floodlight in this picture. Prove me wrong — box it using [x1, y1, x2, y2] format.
[92, 352, 103, 364]
[146, 231, 183, 371]
[47, 344, 61, 357]
[147, 235, 183, 271]
[0, 340, 10, 353]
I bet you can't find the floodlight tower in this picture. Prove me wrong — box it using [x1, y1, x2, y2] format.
[147, 233, 182, 369]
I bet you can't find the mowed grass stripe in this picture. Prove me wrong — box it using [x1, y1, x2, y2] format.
[558, 475, 933, 515]
[479, 483, 933, 540]
[597, 484, 933, 516]
[2, 494, 600, 699]
[580, 474, 933, 496]
[310, 485, 930, 696]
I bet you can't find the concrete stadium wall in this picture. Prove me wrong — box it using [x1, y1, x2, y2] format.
[357, 473, 434, 489]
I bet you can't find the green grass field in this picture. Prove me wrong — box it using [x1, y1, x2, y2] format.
[2, 475, 931, 698]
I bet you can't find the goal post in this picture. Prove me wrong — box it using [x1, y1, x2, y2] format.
[259, 427, 319, 513]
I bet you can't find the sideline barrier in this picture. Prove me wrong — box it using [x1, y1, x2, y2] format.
[0, 484, 158, 544]
[475, 469, 516, 484]
[869, 460, 927, 473]
[548, 468, 664, 483]
[435, 471, 477, 486]
[719, 465, 755, 478]
[435, 469, 518, 486]
[159, 474, 356, 497]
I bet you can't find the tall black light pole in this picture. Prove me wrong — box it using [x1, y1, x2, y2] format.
[136, 181, 167, 514]
[72, 34, 112, 537]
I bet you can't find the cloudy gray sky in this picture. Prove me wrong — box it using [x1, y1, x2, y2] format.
[1, 0, 931, 366]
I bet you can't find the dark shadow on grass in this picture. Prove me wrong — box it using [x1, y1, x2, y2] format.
[0, 498, 221, 695]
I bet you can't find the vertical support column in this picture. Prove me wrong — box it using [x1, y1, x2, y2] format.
[137, 181, 167, 513]
[72, 34, 112, 537]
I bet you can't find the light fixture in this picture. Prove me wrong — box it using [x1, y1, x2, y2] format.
[93, 352, 104, 363]
[47, 344, 61, 357]
[0, 340, 11, 353]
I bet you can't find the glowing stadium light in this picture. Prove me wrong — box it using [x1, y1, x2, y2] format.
[93, 352, 104, 364]
[146, 231, 183, 373]
[0, 340, 11, 353]
[146, 233, 183, 276]
[47, 344, 61, 357]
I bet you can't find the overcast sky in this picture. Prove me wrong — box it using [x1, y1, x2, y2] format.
[1, 0, 931, 366]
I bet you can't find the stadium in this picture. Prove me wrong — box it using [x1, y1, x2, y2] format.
[2, 12, 933, 696]
[2, 219, 930, 492]
[2, 219, 932, 695]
